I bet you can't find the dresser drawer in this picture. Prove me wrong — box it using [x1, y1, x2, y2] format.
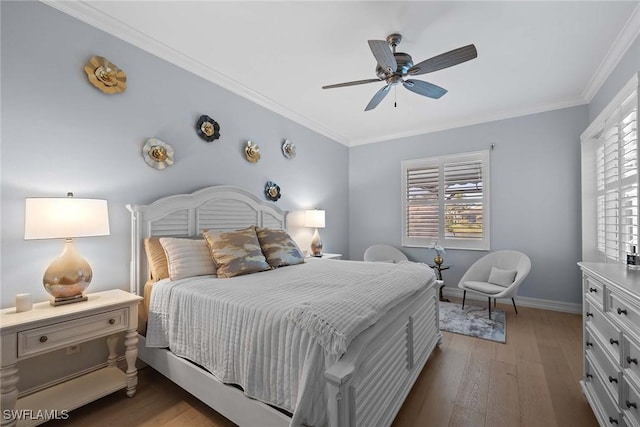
[587, 358, 626, 427]
[18, 308, 129, 358]
[586, 304, 623, 362]
[624, 378, 640, 427]
[587, 325, 623, 403]
[585, 274, 605, 309]
[610, 292, 640, 334]
[626, 338, 640, 384]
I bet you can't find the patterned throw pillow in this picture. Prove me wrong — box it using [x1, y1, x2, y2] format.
[159, 237, 217, 280]
[203, 226, 271, 278]
[256, 227, 305, 268]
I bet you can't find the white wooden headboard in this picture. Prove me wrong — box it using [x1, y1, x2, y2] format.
[126, 185, 287, 295]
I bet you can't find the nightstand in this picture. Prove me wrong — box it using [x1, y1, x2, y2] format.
[0, 289, 142, 427]
[306, 253, 342, 260]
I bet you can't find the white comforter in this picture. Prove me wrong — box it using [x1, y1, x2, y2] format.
[146, 259, 432, 426]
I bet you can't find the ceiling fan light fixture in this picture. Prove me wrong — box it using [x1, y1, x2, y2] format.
[323, 34, 477, 111]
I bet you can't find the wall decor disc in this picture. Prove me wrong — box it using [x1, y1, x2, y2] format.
[142, 138, 174, 170]
[84, 56, 127, 94]
[245, 141, 261, 163]
[196, 115, 221, 142]
[265, 181, 281, 202]
[282, 139, 296, 159]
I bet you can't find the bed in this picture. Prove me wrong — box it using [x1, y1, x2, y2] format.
[126, 185, 441, 427]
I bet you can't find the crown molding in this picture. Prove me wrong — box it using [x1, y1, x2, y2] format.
[40, 0, 351, 147]
[581, 2, 640, 103]
[348, 97, 586, 147]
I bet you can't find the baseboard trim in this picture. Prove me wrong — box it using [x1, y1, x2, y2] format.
[442, 288, 582, 314]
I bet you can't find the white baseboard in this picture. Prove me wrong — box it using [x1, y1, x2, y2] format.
[442, 288, 582, 314]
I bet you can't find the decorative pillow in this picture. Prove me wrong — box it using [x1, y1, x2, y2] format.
[256, 227, 305, 268]
[203, 226, 271, 278]
[144, 237, 169, 281]
[488, 267, 517, 287]
[159, 237, 217, 281]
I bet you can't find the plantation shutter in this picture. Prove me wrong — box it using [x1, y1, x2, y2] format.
[595, 87, 638, 261]
[402, 151, 490, 250]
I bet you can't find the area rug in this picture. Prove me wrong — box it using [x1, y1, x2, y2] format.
[439, 301, 506, 343]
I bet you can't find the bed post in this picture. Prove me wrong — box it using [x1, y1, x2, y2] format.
[126, 204, 141, 295]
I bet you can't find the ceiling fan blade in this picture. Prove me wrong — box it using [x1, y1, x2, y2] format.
[403, 79, 447, 99]
[322, 78, 383, 89]
[368, 40, 397, 74]
[408, 44, 477, 75]
[365, 84, 391, 111]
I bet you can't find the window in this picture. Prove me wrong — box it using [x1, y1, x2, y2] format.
[402, 150, 490, 250]
[595, 86, 638, 261]
[582, 73, 638, 263]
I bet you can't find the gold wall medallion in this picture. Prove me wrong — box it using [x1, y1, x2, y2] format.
[245, 141, 261, 163]
[84, 56, 127, 94]
[142, 138, 174, 170]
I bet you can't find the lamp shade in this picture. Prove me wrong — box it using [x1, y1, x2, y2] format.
[24, 197, 110, 240]
[304, 209, 325, 229]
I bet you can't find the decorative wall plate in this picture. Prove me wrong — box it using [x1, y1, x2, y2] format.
[142, 138, 174, 170]
[245, 141, 261, 163]
[265, 181, 281, 201]
[84, 56, 127, 94]
[282, 139, 296, 159]
[196, 115, 221, 142]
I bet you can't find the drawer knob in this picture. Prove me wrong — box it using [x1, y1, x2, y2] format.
[628, 356, 639, 365]
[39, 336, 48, 343]
[609, 375, 618, 384]
[617, 308, 628, 315]
[589, 287, 597, 293]
[108, 318, 116, 325]
[609, 416, 619, 425]
[586, 312, 594, 318]
[586, 373, 593, 379]
[586, 342, 594, 347]
[626, 400, 638, 409]
[610, 338, 620, 346]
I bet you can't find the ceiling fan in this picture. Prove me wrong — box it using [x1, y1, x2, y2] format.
[322, 34, 477, 111]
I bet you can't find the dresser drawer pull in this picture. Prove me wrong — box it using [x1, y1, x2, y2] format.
[586, 312, 593, 317]
[628, 356, 638, 365]
[609, 376, 618, 384]
[589, 287, 598, 293]
[586, 342, 594, 347]
[39, 336, 48, 343]
[108, 318, 116, 325]
[627, 401, 638, 409]
[610, 338, 619, 346]
[609, 417, 619, 425]
[586, 373, 593, 379]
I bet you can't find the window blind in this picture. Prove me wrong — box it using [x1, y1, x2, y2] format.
[595, 88, 638, 261]
[402, 151, 490, 250]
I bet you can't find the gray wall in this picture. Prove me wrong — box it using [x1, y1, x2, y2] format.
[349, 106, 588, 304]
[1, 1, 349, 310]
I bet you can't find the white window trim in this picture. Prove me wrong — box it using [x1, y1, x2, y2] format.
[581, 72, 639, 263]
[401, 150, 490, 251]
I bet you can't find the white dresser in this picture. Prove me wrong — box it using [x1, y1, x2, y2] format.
[579, 262, 640, 427]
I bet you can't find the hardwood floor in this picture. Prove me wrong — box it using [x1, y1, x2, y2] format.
[47, 303, 597, 427]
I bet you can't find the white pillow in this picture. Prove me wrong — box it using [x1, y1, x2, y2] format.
[159, 237, 216, 280]
[488, 267, 517, 287]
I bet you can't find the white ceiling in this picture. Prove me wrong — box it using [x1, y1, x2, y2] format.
[47, 1, 640, 146]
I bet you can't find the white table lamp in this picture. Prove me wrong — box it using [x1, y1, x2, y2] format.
[24, 193, 110, 306]
[304, 209, 325, 257]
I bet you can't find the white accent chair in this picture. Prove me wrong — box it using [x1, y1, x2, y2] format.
[363, 244, 409, 263]
[458, 250, 531, 319]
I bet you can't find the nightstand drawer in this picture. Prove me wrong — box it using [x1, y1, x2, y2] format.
[18, 308, 129, 357]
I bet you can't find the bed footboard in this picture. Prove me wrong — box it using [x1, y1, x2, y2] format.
[325, 282, 440, 427]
